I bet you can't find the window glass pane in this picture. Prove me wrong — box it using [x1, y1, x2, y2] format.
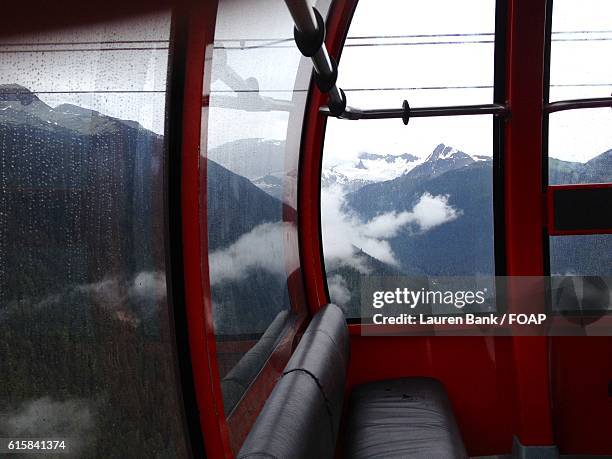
[550, 235, 612, 314]
[551, 235, 612, 276]
[322, 116, 495, 318]
[206, 0, 331, 422]
[548, 108, 612, 185]
[0, 14, 191, 457]
[337, 0, 497, 109]
[549, 0, 612, 101]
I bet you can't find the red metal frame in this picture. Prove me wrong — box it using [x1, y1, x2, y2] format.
[179, 2, 234, 457]
[551, 336, 612, 454]
[2, 0, 171, 37]
[504, 0, 554, 447]
[547, 183, 612, 236]
[298, 0, 557, 453]
[199, 3, 317, 454]
[224, 319, 305, 452]
[299, 0, 359, 314]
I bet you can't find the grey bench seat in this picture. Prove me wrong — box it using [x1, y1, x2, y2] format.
[237, 304, 468, 459]
[346, 377, 468, 458]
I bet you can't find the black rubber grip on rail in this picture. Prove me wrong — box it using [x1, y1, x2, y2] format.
[293, 7, 325, 57]
[328, 88, 347, 117]
[402, 100, 410, 125]
[315, 56, 338, 93]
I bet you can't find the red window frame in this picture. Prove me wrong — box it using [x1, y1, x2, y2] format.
[299, 0, 555, 448]
[181, 0, 335, 455]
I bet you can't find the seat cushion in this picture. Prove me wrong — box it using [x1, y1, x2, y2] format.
[221, 310, 289, 414]
[237, 370, 334, 459]
[346, 377, 468, 459]
[283, 304, 349, 436]
[237, 304, 348, 459]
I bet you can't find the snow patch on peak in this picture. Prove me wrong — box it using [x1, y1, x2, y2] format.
[440, 146, 459, 159]
[322, 143, 492, 193]
[326, 152, 422, 187]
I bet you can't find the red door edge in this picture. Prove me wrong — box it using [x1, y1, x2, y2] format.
[179, 1, 234, 457]
[298, 0, 360, 314]
[505, 0, 554, 446]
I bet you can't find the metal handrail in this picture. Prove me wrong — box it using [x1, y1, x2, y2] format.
[284, 0, 511, 122]
[284, 0, 348, 116]
[545, 96, 612, 113]
[320, 103, 508, 120]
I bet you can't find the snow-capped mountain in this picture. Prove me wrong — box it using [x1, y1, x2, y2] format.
[322, 144, 491, 192]
[406, 143, 489, 183]
[251, 174, 284, 200]
[322, 151, 421, 191]
[206, 137, 491, 198]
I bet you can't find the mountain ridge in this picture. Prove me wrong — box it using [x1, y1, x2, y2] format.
[0, 84, 151, 135]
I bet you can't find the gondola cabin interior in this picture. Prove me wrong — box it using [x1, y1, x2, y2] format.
[1, 0, 612, 457]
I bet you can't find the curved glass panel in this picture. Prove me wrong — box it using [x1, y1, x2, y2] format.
[0, 13, 190, 457]
[205, 0, 331, 431]
[337, 0, 497, 109]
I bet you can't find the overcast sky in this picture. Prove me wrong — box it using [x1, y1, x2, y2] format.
[324, 0, 612, 165]
[1, 0, 610, 164]
[0, 12, 170, 135]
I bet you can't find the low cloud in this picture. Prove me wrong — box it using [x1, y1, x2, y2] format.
[77, 271, 167, 306]
[77, 271, 167, 324]
[209, 222, 294, 285]
[322, 186, 461, 271]
[129, 271, 167, 303]
[0, 271, 169, 328]
[0, 397, 95, 456]
[327, 274, 351, 306]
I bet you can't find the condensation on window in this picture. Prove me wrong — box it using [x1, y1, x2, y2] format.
[0, 13, 191, 458]
[550, 235, 612, 313]
[205, 0, 331, 420]
[551, 235, 612, 277]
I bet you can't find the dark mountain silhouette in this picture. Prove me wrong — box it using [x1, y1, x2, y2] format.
[207, 159, 281, 251]
[0, 84, 163, 302]
[0, 85, 187, 457]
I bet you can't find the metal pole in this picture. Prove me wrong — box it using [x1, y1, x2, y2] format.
[545, 97, 612, 113]
[284, 0, 512, 122]
[284, 0, 318, 35]
[284, 0, 347, 116]
[321, 103, 509, 120]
